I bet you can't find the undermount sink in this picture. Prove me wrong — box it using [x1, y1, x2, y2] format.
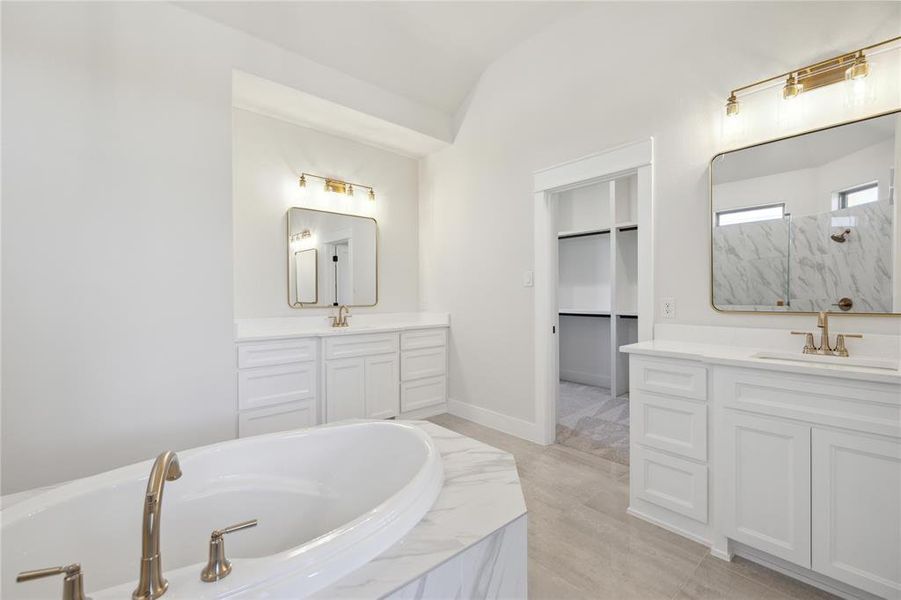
[752, 351, 900, 371]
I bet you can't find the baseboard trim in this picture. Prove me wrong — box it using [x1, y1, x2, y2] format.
[447, 398, 545, 444]
[731, 543, 882, 600]
[560, 371, 610, 388]
[400, 403, 447, 421]
[626, 506, 713, 548]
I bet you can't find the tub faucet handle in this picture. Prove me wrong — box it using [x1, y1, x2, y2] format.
[17, 563, 89, 600]
[201, 519, 258, 582]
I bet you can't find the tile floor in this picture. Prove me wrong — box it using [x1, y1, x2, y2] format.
[557, 381, 631, 465]
[428, 413, 837, 600]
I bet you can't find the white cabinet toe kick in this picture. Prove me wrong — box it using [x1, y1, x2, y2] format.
[235, 325, 448, 438]
[626, 353, 901, 600]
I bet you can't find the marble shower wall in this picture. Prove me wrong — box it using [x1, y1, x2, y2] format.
[713, 218, 790, 308]
[790, 199, 894, 312]
[714, 199, 894, 312]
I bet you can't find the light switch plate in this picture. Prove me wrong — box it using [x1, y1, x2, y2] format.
[523, 270, 534, 287]
[661, 297, 676, 319]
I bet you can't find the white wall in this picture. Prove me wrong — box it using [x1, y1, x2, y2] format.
[233, 109, 419, 317]
[420, 2, 901, 423]
[0, 2, 436, 494]
[714, 138, 895, 216]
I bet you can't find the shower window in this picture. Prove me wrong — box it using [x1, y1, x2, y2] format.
[716, 203, 785, 227]
[836, 182, 878, 209]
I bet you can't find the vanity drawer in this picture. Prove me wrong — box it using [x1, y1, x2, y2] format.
[238, 400, 316, 438]
[324, 333, 399, 360]
[401, 328, 447, 351]
[401, 347, 447, 381]
[238, 362, 317, 411]
[632, 445, 708, 523]
[632, 391, 707, 462]
[401, 376, 446, 412]
[237, 338, 318, 368]
[631, 357, 707, 401]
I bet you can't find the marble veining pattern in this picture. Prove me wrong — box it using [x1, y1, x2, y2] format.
[385, 516, 527, 600]
[556, 381, 630, 465]
[714, 200, 893, 312]
[312, 421, 527, 599]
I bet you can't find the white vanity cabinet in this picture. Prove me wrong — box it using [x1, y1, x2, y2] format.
[323, 333, 400, 421]
[235, 319, 449, 438]
[236, 338, 319, 437]
[625, 347, 901, 600]
[722, 411, 811, 567]
[811, 429, 901, 599]
[400, 329, 447, 413]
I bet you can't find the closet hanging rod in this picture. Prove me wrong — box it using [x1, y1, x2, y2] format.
[558, 229, 611, 240]
[559, 312, 611, 318]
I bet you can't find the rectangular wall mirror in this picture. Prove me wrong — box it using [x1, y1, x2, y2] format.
[711, 110, 900, 314]
[287, 207, 378, 308]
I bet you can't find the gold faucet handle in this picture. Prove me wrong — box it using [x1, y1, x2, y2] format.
[17, 564, 89, 600]
[790, 331, 817, 354]
[213, 519, 258, 539]
[833, 333, 863, 357]
[201, 519, 258, 582]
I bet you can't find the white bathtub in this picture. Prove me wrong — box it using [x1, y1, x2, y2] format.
[1, 421, 444, 599]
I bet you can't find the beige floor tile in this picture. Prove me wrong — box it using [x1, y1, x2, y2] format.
[675, 555, 795, 600]
[427, 414, 836, 600]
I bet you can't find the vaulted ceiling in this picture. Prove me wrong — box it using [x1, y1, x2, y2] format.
[177, 1, 583, 115]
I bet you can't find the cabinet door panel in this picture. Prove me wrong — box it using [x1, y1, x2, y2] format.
[365, 354, 399, 420]
[724, 411, 811, 568]
[325, 358, 365, 422]
[812, 429, 901, 599]
[401, 347, 446, 381]
[632, 391, 707, 461]
[238, 362, 316, 411]
[239, 401, 315, 438]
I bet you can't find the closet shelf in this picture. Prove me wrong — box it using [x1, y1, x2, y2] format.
[559, 309, 611, 317]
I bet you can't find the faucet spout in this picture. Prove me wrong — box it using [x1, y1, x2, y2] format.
[133, 451, 181, 600]
[816, 311, 832, 353]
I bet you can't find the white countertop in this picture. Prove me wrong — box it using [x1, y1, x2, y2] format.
[234, 312, 449, 342]
[621, 339, 901, 384]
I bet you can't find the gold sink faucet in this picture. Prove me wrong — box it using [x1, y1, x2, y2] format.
[133, 451, 182, 600]
[792, 311, 862, 357]
[330, 304, 351, 328]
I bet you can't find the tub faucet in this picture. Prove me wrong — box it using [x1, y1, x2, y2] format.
[133, 451, 182, 600]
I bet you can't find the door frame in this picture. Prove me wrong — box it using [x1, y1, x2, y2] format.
[532, 138, 654, 445]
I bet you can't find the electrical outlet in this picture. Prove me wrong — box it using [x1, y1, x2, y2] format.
[661, 297, 676, 319]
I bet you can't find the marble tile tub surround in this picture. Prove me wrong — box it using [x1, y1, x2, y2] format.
[234, 312, 449, 341]
[713, 199, 894, 311]
[312, 421, 527, 598]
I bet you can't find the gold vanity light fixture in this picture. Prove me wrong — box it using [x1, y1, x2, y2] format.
[289, 229, 312, 243]
[298, 172, 376, 202]
[723, 35, 899, 117]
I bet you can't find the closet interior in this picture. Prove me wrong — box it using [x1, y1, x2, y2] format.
[555, 173, 641, 464]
